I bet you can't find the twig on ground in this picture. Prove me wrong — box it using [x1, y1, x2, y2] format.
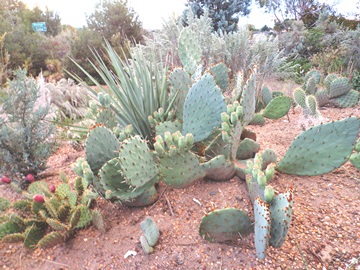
[165, 194, 174, 216]
[147, 186, 168, 212]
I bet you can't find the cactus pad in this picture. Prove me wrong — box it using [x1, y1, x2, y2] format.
[330, 89, 359, 108]
[38, 232, 64, 249]
[254, 198, 271, 260]
[249, 113, 265, 126]
[199, 208, 253, 242]
[329, 77, 351, 98]
[85, 126, 120, 174]
[262, 96, 291, 119]
[159, 151, 205, 188]
[182, 73, 226, 142]
[23, 226, 44, 249]
[276, 117, 360, 175]
[95, 107, 117, 130]
[208, 62, 229, 92]
[293, 87, 306, 108]
[201, 155, 235, 181]
[118, 135, 158, 188]
[140, 216, 160, 247]
[236, 138, 260, 160]
[269, 189, 294, 248]
[261, 85, 272, 106]
[178, 28, 202, 74]
[350, 152, 360, 170]
[315, 89, 329, 107]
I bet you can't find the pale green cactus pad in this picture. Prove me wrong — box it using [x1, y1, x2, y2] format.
[276, 117, 360, 175]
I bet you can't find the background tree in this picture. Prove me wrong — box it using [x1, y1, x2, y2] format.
[86, 0, 144, 47]
[183, 0, 252, 33]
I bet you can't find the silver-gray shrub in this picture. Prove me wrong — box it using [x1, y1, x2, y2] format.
[0, 69, 56, 178]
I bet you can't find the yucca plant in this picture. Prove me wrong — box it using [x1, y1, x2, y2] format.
[68, 40, 172, 141]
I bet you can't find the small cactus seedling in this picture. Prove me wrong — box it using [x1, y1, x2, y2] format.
[140, 217, 160, 247]
[199, 208, 253, 242]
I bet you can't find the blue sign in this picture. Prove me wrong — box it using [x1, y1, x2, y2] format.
[32, 22, 47, 32]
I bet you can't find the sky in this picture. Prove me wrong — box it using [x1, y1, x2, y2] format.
[22, 0, 358, 30]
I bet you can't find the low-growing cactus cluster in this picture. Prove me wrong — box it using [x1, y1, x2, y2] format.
[0, 173, 104, 249]
[297, 69, 360, 109]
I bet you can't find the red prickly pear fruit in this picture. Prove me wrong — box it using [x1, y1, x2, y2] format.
[26, 174, 35, 182]
[1, 176, 11, 184]
[33, 194, 45, 203]
[49, 184, 56, 193]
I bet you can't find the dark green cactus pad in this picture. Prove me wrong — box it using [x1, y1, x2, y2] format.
[75, 205, 92, 229]
[31, 201, 46, 215]
[74, 177, 84, 196]
[350, 152, 360, 170]
[118, 135, 158, 188]
[95, 107, 117, 130]
[293, 87, 306, 108]
[155, 121, 182, 138]
[240, 72, 256, 126]
[199, 208, 253, 242]
[315, 89, 330, 107]
[159, 151, 205, 188]
[12, 200, 32, 212]
[168, 68, 192, 119]
[355, 139, 360, 152]
[236, 138, 260, 160]
[277, 117, 360, 175]
[249, 113, 265, 126]
[330, 89, 359, 108]
[272, 91, 284, 98]
[182, 73, 226, 142]
[27, 181, 51, 197]
[85, 126, 120, 174]
[324, 73, 338, 90]
[140, 216, 160, 247]
[45, 197, 61, 219]
[38, 232, 64, 249]
[23, 226, 44, 249]
[1, 233, 25, 243]
[262, 96, 291, 120]
[269, 189, 294, 248]
[57, 204, 70, 222]
[56, 183, 70, 199]
[178, 28, 202, 75]
[0, 222, 22, 240]
[208, 63, 229, 92]
[201, 155, 235, 181]
[261, 85, 273, 106]
[254, 198, 271, 260]
[47, 218, 68, 231]
[69, 206, 81, 229]
[329, 77, 351, 98]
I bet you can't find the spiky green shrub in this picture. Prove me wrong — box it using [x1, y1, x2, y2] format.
[0, 69, 56, 178]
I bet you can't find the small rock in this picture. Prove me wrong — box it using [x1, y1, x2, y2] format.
[175, 253, 184, 265]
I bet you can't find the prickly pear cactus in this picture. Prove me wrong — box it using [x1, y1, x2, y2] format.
[329, 89, 359, 108]
[269, 188, 294, 248]
[156, 132, 205, 188]
[315, 89, 329, 107]
[85, 126, 120, 174]
[277, 117, 360, 175]
[293, 88, 307, 108]
[254, 198, 271, 260]
[140, 216, 159, 247]
[178, 28, 202, 75]
[324, 73, 338, 90]
[261, 85, 273, 106]
[201, 155, 236, 181]
[182, 73, 226, 142]
[328, 77, 351, 98]
[262, 96, 291, 120]
[199, 208, 253, 242]
[208, 62, 229, 92]
[240, 71, 256, 126]
[95, 107, 117, 130]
